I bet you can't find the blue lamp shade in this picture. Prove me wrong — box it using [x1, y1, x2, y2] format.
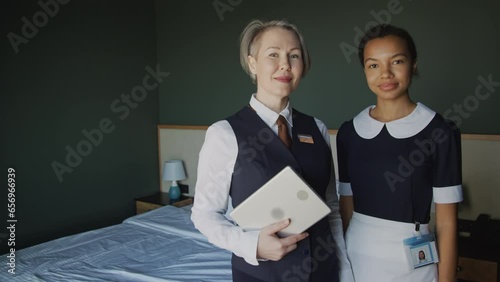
[162, 160, 186, 200]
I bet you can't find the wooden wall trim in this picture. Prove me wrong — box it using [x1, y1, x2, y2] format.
[328, 129, 339, 135]
[461, 134, 500, 141]
[158, 125, 500, 141]
[158, 125, 209, 130]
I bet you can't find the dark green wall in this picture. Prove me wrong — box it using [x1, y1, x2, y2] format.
[2, 1, 159, 253]
[158, 0, 500, 134]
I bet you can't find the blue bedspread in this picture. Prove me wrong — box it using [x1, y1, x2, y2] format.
[0, 205, 232, 282]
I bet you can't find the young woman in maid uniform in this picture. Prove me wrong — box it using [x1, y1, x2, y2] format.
[337, 24, 463, 282]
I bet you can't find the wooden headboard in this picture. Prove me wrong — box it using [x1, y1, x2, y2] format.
[157, 124, 500, 220]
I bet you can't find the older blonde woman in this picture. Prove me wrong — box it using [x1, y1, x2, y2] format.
[191, 19, 352, 282]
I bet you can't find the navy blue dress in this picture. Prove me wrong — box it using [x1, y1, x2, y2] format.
[337, 103, 462, 223]
[336, 103, 463, 281]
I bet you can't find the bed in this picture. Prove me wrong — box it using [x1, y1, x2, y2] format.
[0, 205, 232, 282]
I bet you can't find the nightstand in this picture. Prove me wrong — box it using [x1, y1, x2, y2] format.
[135, 192, 193, 214]
[457, 218, 500, 282]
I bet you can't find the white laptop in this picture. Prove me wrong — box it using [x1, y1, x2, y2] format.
[229, 166, 331, 237]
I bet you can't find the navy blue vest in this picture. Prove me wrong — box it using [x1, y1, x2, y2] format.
[227, 107, 339, 282]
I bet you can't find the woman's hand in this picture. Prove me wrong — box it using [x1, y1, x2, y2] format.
[256, 219, 309, 261]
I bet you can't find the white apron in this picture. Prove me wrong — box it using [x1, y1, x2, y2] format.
[346, 212, 437, 282]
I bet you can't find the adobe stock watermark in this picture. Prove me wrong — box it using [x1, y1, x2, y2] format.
[194, 126, 275, 209]
[281, 233, 337, 282]
[384, 128, 449, 192]
[339, 0, 408, 64]
[443, 74, 500, 128]
[7, 0, 71, 54]
[384, 73, 499, 191]
[213, 0, 243, 21]
[50, 65, 170, 183]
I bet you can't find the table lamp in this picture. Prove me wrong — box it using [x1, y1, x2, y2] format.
[162, 159, 186, 200]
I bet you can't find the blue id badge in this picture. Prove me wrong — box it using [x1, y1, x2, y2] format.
[403, 224, 439, 269]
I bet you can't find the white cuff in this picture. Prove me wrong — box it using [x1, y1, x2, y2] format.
[239, 230, 261, 265]
[433, 185, 463, 203]
[338, 182, 353, 196]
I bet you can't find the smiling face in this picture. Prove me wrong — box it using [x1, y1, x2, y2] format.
[363, 35, 417, 102]
[247, 28, 303, 102]
[419, 251, 425, 260]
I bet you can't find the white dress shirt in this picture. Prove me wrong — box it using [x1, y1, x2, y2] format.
[191, 94, 354, 281]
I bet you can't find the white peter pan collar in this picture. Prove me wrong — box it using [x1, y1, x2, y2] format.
[353, 102, 436, 139]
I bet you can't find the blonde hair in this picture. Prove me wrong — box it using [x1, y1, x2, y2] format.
[239, 19, 311, 83]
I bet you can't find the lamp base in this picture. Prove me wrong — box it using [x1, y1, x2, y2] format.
[169, 185, 181, 200]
